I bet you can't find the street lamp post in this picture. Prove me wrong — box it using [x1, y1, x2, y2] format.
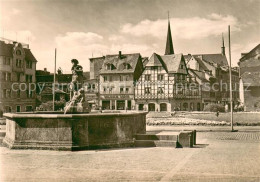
[228, 25, 234, 131]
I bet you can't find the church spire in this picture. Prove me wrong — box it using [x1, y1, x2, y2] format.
[221, 33, 226, 55]
[165, 11, 174, 55]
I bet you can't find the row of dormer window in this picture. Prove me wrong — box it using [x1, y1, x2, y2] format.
[105, 63, 132, 70]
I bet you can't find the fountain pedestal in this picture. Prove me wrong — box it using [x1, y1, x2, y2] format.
[3, 111, 147, 150]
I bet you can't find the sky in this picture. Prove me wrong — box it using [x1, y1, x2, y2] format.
[0, 0, 259, 73]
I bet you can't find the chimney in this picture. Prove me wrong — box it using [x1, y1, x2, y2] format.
[119, 51, 122, 59]
[44, 68, 47, 72]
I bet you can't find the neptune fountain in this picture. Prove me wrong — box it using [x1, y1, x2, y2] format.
[3, 60, 147, 150]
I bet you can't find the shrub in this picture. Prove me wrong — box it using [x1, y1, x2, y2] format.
[36, 100, 66, 111]
[203, 103, 225, 112]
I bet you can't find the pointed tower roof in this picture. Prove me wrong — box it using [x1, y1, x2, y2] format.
[221, 33, 226, 55]
[165, 12, 174, 55]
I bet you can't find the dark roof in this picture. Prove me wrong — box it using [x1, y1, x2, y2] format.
[193, 54, 228, 66]
[165, 21, 174, 55]
[193, 56, 209, 71]
[24, 48, 37, 62]
[0, 40, 37, 62]
[240, 44, 260, 62]
[188, 69, 208, 82]
[142, 57, 149, 66]
[100, 53, 141, 74]
[36, 74, 72, 83]
[241, 72, 260, 86]
[0, 41, 13, 56]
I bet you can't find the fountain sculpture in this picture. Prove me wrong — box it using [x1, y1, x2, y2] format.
[3, 60, 147, 150]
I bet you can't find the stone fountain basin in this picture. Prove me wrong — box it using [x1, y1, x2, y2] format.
[3, 111, 147, 151]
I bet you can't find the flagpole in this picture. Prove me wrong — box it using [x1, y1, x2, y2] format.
[53, 48, 57, 111]
[228, 25, 234, 131]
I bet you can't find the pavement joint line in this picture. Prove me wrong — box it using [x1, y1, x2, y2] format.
[159, 139, 207, 181]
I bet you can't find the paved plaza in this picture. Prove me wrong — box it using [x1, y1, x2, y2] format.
[1, 126, 260, 181]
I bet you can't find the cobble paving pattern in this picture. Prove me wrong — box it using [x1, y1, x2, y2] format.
[1, 127, 260, 181]
[198, 132, 260, 141]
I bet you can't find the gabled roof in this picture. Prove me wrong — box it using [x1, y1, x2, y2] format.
[192, 56, 210, 71]
[241, 71, 260, 86]
[0, 40, 37, 62]
[145, 53, 185, 74]
[188, 69, 209, 82]
[100, 53, 141, 74]
[146, 53, 164, 67]
[24, 48, 37, 62]
[240, 44, 260, 62]
[193, 54, 228, 67]
[160, 54, 183, 73]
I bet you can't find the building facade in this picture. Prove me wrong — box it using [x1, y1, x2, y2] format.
[185, 35, 240, 109]
[0, 39, 37, 113]
[99, 52, 144, 110]
[238, 44, 260, 111]
[135, 53, 201, 112]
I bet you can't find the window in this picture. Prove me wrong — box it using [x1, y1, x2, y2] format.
[16, 50, 22, 55]
[2, 89, 6, 98]
[125, 76, 129, 81]
[26, 60, 32, 69]
[4, 57, 11, 65]
[103, 87, 107, 92]
[16, 106, 21, 112]
[17, 90, 20, 98]
[106, 64, 116, 70]
[16, 59, 22, 68]
[120, 76, 123, 81]
[180, 64, 184, 69]
[1, 72, 11, 81]
[5, 106, 11, 113]
[125, 88, 129, 93]
[145, 74, 151, 81]
[26, 106, 33, 112]
[7, 73, 11, 81]
[109, 87, 113, 93]
[124, 63, 131, 70]
[158, 87, 164, 94]
[144, 87, 151, 94]
[7, 90, 11, 98]
[26, 75, 32, 82]
[17, 73, 21, 82]
[158, 74, 164, 81]
[120, 87, 124, 93]
[104, 76, 108, 82]
[27, 90, 33, 98]
[109, 76, 112, 82]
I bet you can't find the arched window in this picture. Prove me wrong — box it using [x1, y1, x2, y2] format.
[16, 50, 22, 55]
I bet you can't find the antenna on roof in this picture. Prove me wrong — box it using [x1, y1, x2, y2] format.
[167, 11, 170, 22]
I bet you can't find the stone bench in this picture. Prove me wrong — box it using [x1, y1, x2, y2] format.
[178, 130, 196, 148]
